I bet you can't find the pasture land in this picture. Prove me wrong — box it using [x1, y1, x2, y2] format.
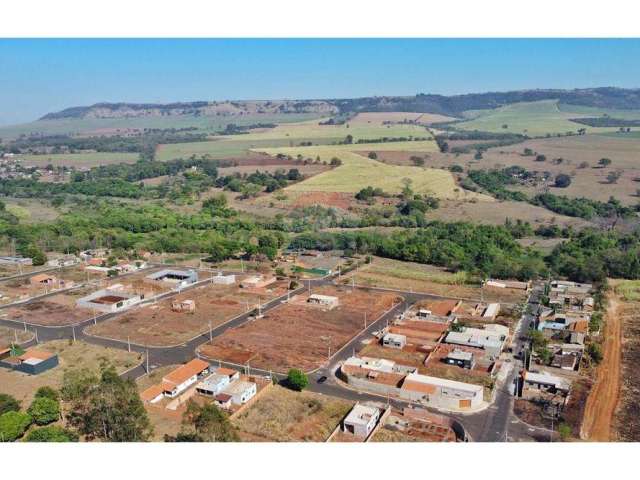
[479, 134, 640, 205]
[343, 256, 528, 304]
[455, 100, 640, 136]
[4, 198, 61, 223]
[86, 278, 289, 347]
[424, 199, 592, 229]
[16, 151, 139, 167]
[233, 385, 353, 442]
[155, 117, 431, 161]
[256, 142, 488, 199]
[350, 111, 457, 125]
[0, 339, 141, 404]
[199, 285, 400, 373]
[0, 113, 323, 140]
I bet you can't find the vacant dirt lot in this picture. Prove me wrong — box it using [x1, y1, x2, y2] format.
[0, 326, 33, 348]
[86, 279, 289, 346]
[233, 385, 352, 441]
[0, 265, 90, 305]
[612, 282, 640, 441]
[0, 339, 141, 404]
[200, 285, 400, 373]
[1, 285, 98, 326]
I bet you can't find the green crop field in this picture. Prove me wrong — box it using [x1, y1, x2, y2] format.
[256, 142, 490, 199]
[155, 117, 432, 161]
[16, 151, 139, 167]
[455, 100, 639, 136]
[0, 112, 323, 139]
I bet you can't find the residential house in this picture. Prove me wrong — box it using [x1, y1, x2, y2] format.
[342, 403, 380, 438]
[382, 333, 406, 349]
[161, 359, 210, 398]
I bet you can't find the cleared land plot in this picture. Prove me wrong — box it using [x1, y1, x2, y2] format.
[372, 409, 457, 442]
[612, 280, 640, 441]
[0, 339, 140, 404]
[0, 265, 91, 305]
[455, 100, 640, 136]
[16, 152, 139, 167]
[86, 279, 289, 346]
[233, 385, 353, 442]
[359, 341, 427, 367]
[1, 285, 100, 326]
[200, 285, 401, 373]
[343, 256, 527, 304]
[0, 326, 33, 348]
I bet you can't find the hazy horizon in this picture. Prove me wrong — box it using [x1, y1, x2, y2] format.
[1, 38, 640, 125]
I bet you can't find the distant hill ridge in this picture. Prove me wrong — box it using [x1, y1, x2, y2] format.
[40, 87, 640, 121]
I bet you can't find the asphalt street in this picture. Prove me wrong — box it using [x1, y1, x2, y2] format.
[0, 267, 551, 441]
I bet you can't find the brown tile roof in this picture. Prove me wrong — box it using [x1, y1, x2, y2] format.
[162, 359, 209, 388]
[30, 273, 55, 283]
[215, 367, 238, 377]
[140, 384, 164, 402]
[401, 379, 437, 395]
[568, 321, 588, 333]
[214, 393, 232, 402]
[18, 349, 55, 361]
[423, 300, 461, 317]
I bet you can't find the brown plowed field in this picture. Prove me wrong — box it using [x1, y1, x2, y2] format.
[200, 285, 400, 373]
[581, 295, 621, 441]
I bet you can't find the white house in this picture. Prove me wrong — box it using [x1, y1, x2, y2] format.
[76, 285, 144, 313]
[222, 380, 257, 405]
[307, 294, 339, 309]
[161, 359, 210, 398]
[343, 404, 380, 438]
[211, 273, 236, 285]
[400, 372, 484, 410]
[382, 333, 406, 349]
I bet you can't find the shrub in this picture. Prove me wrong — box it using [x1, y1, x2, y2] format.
[27, 397, 60, 426]
[285, 369, 309, 391]
[25, 425, 78, 442]
[0, 411, 32, 442]
[34, 386, 59, 402]
[0, 394, 20, 416]
[554, 174, 572, 188]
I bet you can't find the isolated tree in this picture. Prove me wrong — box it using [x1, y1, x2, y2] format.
[535, 154, 547, 162]
[0, 394, 20, 416]
[62, 364, 152, 442]
[606, 171, 622, 184]
[367, 152, 377, 160]
[411, 156, 425, 167]
[554, 174, 572, 188]
[28, 396, 60, 426]
[598, 157, 612, 168]
[25, 425, 78, 442]
[180, 400, 238, 442]
[286, 368, 309, 391]
[0, 411, 32, 442]
[578, 161, 590, 169]
[330, 157, 342, 167]
[18, 244, 47, 266]
[344, 134, 353, 144]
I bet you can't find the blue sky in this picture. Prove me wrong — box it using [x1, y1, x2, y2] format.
[0, 38, 639, 125]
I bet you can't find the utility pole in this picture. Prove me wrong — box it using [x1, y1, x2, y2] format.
[72, 325, 76, 343]
[14, 330, 17, 344]
[127, 336, 131, 353]
[209, 321, 213, 342]
[35, 329, 38, 344]
[364, 312, 367, 329]
[146, 349, 149, 373]
[24, 320, 27, 332]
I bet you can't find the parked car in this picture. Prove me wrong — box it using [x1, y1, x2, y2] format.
[316, 375, 327, 384]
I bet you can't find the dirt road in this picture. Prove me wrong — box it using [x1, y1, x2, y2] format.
[581, 295, 621, 441]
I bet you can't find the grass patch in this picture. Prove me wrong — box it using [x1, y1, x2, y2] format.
[233, 385, 353, 442]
